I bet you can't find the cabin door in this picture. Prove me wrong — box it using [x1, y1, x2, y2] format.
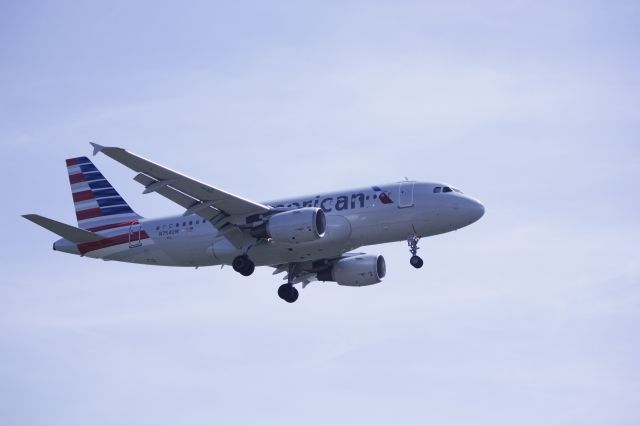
[398, 182, 415, 208]
[129, 224, 142, 248]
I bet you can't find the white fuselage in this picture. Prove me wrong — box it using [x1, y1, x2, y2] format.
[53, 181, 484, 267]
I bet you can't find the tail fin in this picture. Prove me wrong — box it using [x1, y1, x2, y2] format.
[66, 156, 141, 230]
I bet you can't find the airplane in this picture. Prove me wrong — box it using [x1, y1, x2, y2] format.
[23, 143, 485, 303]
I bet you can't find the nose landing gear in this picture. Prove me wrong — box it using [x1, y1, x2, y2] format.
[407, 233, 423, 269]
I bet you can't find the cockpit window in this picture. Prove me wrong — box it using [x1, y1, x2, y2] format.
[435, 185, 463, 194]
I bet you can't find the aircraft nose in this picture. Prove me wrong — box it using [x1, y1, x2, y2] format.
[465, 197, 485, 224]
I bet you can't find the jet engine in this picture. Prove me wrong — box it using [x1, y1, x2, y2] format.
[317, 254, 386, 287]
[251, 207, 326, 244]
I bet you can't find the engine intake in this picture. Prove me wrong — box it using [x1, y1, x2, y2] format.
[251, 207, 326, 244]
[317, 254, 386, 287]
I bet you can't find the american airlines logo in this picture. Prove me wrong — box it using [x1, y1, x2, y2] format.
[273, 186, 394, 213]
[373, 186, 394, 204]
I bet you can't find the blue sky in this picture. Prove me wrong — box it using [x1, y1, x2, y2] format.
[1, 1, 639, 425]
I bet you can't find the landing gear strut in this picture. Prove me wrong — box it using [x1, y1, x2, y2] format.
[407, 233, 423, 269]
[232, 255, 255, 276]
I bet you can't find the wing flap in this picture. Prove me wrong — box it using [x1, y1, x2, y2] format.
[134, 173, 198, 209]
[133, 173, 228, 223]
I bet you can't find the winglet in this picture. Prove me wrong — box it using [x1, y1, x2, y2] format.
[90, 142, 104, 156]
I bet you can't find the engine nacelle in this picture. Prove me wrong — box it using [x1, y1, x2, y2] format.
[251, 207, 326, 244]
[317, 254, 386, 287]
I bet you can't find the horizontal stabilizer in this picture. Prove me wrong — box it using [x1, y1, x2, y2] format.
[22, 214, 104, 243]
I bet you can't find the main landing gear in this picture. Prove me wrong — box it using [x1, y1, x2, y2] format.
[277, 283, 299, 303]
[408, 233, 424, 269]
[277, 263, 300, 303]
[231, 255, 299, 303]
[232, 254, 255, 276]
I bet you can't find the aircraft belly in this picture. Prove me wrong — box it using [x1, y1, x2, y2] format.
[153, 233, 217, 266]
[89, 231, 217, 267]
[87, 238, 173, 266]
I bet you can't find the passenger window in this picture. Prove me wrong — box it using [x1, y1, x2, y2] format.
[176, 223, 179, 227]
[443, 187, 452, 193]
[183, 222, 186, 226]
[156, 226, 159, 230]
[189, 221, 193, 225]
[433, 187, 442, 193]
[196, 220, 199, 224]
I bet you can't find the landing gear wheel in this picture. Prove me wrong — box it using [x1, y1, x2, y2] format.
[410, 255, 424, 269]
[241, 262, 255, 276]
[407, 232, 423, 269]
[278, 284, 299, 303]
[232, 255, 255, 276]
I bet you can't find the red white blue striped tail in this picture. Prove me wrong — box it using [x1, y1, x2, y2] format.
[66, 156, 142, 231]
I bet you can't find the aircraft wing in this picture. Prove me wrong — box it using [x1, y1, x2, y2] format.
[91, 143, 271, 227]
